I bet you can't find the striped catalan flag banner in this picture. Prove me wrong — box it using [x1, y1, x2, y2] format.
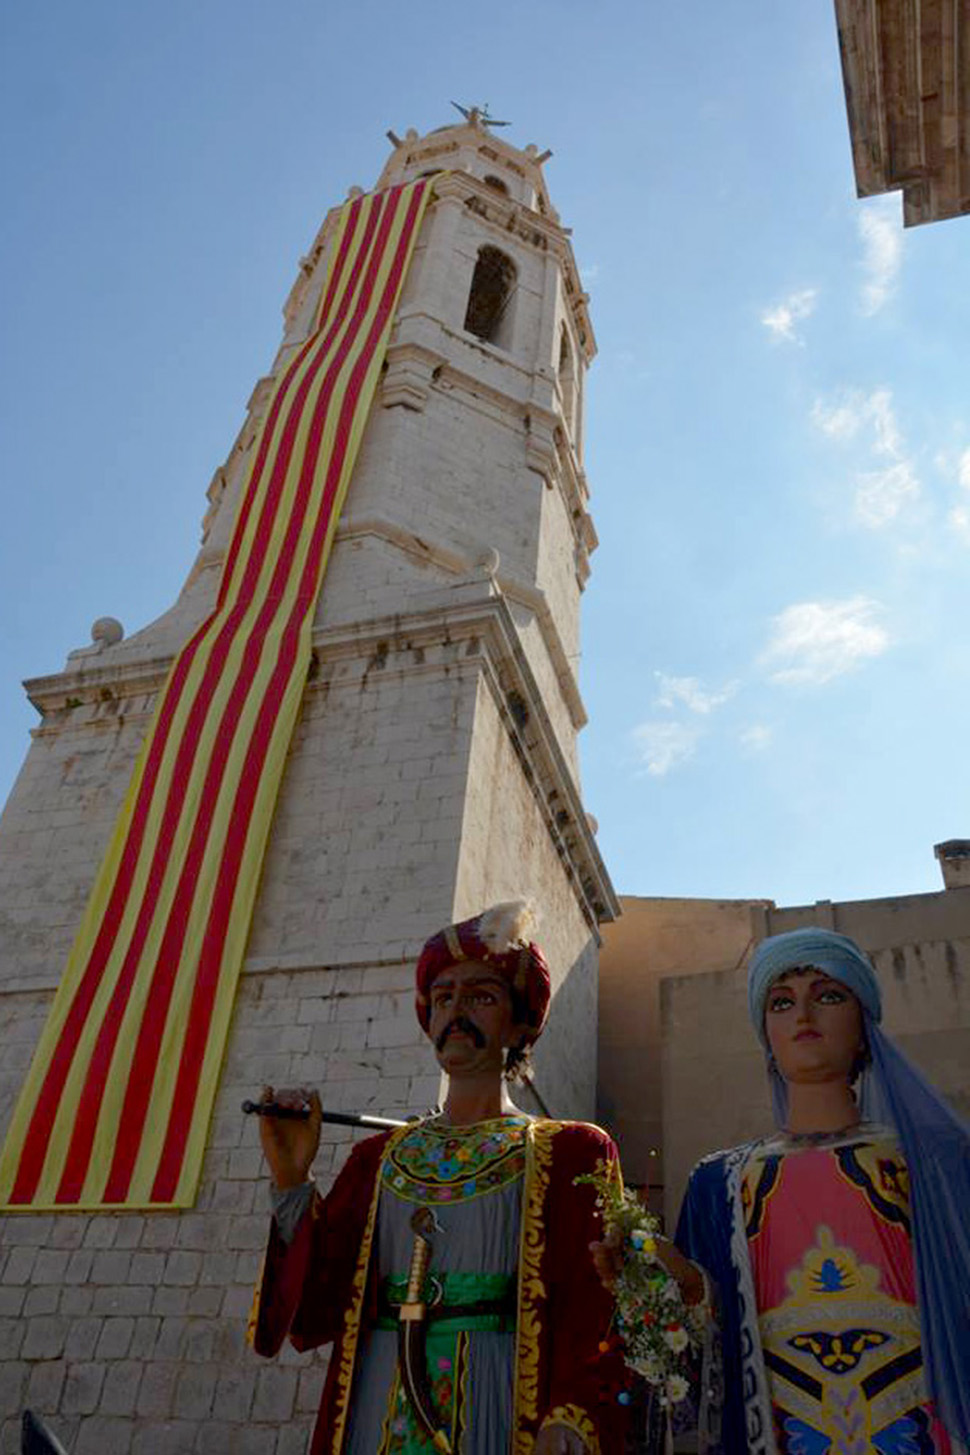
[0, 178, 433, 1211]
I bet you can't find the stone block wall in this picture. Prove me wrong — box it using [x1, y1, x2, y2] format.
[0, 962, 440, 1454]
[0, 695, 156, 995]
[455, 675, 599, 1119]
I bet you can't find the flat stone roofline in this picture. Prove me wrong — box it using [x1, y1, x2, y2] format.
[835, 0, 970, 226]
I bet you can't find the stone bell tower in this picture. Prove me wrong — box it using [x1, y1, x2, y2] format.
[0, 116, 616, 1449]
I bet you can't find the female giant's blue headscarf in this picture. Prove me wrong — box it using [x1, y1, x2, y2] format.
[748, 928, 970, 1446]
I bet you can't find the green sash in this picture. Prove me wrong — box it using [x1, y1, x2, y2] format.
[376, 1272, 515, 1451]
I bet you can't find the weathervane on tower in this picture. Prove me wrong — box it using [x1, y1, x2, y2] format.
[450, 101, 511, 128]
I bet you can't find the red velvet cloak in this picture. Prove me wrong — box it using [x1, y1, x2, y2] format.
[252, 1118, 628, 1453]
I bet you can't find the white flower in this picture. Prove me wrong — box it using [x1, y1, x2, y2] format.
[666, 1373, 690, 1403]
[663, 1325, 689, 1353]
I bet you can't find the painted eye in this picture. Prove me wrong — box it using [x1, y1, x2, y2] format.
[816, 987, 847, 1004]
[768, 994, 794, 1012]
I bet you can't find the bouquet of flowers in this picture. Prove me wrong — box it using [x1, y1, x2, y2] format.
[577, 1163, 702, 1410]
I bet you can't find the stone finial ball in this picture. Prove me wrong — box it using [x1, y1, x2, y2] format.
[91, 617, 124, 647]
[477, 547, 501, 577]
[586, 813, 599, 835]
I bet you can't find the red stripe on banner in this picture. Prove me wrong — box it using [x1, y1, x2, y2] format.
[150, 183, 425, 1200]
[7, 618, 214, 1203]
[54, 200, 388, 1204]
[216, 195, 369, 613]
[14, 195, 387, 1206]
[105, 187, 415, 1204]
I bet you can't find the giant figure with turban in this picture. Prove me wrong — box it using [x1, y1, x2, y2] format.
[599, 927, 970, 1454]
[251, 902, 627, 1454]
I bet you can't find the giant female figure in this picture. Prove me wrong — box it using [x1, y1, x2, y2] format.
[610, 928, 970, 1453]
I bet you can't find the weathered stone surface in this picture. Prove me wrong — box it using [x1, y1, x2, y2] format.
[173, 1363, 217, 1420]
[135, 1361, 178, 1419]
[25, 1357, 67, 1415]
[75, 1417, 136, 1455]
[99, 1359, 143, 1416]
[95, 1316, 135, 1360]
[21, 1314, 69, 1361]
[251, 1367, 298, 1423]
[23, 1284, 60, 1318]
[62, 1362, 106, 1416]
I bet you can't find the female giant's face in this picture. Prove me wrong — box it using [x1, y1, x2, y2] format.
[764, 968, 864, 1087]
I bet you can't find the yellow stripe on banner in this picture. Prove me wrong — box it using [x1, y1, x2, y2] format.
[123, 191, 403, 1205]
[91, 191, 402, 1206]
[0, 179, 433, 1211]
[0, 192, 375, 1194]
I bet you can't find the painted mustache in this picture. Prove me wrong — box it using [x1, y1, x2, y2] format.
[435, 1016, 486, 1052]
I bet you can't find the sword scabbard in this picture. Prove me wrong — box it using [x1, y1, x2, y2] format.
[397, 1208, 452, 1453]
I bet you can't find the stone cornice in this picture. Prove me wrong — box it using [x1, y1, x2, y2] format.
[24, 653, 174, 717]
[21, 586, 614, 928]
[835, 0, 970, 226]
[23, 516, 587, 735]
[332, 512, 587, 729]
[306, 584, 618, 928]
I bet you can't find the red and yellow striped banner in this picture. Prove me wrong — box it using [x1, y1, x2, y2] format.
[0, 179, 432, 1210]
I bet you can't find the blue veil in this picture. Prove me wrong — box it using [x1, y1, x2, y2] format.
[748, 928, 970, 1446]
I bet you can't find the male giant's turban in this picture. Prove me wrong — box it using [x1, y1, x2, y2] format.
[415, 900, 551, 1042]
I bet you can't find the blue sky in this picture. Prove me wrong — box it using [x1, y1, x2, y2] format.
[1, 2, 968, 909]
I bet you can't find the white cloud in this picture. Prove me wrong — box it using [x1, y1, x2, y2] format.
[867, 389, 902, 456]
[761, 287, 818, 343]
[810, 388, 920, 528]
[811, 388, 899, 453]
[858, 198, 902, 315]
[579, 261, 600, 284]
[946, 448, 970, 541]
[654, 673, 737, 715]
[761, 597, 890, 686]
[740, 724, 773, 753]
[854, 460, 920, 527]
[811, 396, 864, 442]
[959, 448, 970, 490]
[949, 505, 970, 542]
[632, 720, 702, 777]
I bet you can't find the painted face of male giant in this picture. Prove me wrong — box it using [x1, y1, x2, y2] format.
[425, 959, 525, 1078]
[414, 901, 551, 1077]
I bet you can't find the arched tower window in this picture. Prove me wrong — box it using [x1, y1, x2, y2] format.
[483, 174, 509, 195]
[558, 324, 576, 433]
[463, 245, 517, 350]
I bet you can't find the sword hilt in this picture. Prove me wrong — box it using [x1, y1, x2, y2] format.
[401, 1206, 441, 1317]
[397, 1206, 451, 1451]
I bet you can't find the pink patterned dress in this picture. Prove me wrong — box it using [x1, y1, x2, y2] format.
[741, 1125, 952, 1454]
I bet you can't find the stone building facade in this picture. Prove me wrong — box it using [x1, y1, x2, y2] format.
[599, 844, 970, 1226]
[835, 0, 970, 227]
[0, 118, 616, 1452]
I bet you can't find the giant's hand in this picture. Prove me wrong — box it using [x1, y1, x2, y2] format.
[534, 1423, 588, 1455]
[257, 1085, 322, 1190]
[590, 1227, 705, 1306]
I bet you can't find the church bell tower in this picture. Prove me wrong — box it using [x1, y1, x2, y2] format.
[0, 114, 616, 1447]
